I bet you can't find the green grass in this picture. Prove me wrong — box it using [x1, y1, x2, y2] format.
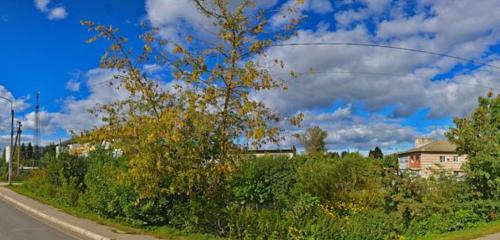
[415, 220, 500, 240]
[9, 184, 500, 240]
[8, 185, 223, 240]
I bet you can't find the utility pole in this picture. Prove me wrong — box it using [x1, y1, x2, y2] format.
[13, 121, 22, 176]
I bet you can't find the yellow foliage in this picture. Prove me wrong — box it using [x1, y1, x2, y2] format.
[81, 0, 303, 201]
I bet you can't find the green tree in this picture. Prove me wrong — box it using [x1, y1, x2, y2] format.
[369, 146, 384, 159]
[26, 142, 33, 160]
[446, 92, 500, 199]
[20, 143, 26, 160]
[297, 153, 382, 205]
[300, 126, 328, 155]
[382, 154, 399, 170]
[326, 151, 340, 159]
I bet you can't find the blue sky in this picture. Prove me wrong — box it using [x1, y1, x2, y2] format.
[0, 0, 499, 153]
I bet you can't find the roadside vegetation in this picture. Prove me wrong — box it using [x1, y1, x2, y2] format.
[3, 0, 499, 239]
[415, 220, 500, 240]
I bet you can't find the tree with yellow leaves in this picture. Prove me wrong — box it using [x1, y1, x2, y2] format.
[80, 0, 304, 213]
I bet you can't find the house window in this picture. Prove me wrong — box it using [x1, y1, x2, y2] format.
[453, 156, 459, 162]
[439, 156, 446, 163]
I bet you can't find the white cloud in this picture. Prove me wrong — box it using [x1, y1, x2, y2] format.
[34, 0, 68, 20]
[0, 86, 30, 132]
[141, 0, 500, 152]
[423, 126, 449, 140]
[255, 0, 500, 119]
[145, 0, 205, 41]
[270, 0, 333, 27]
[279, 105, 417, 151]
[34, 68, 176, 135]
[48, 7, 68, 20]
[0, 134, 34, 147]
[335, 9, 369, 27]
[66, 79, 81, 92]
[15, 69, 127, 136]
[20, 110, 59, 134]
[309, 0, 334, 14]
[145, 0, 279, 45]
[8, 0, 498, 151]
[362, 0, 391, 14]
[34, 0, 50, 11]
[52, 68, 128, 133]
[143, 64, 163, 74]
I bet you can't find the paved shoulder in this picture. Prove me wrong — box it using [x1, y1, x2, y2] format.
[0, 186, 157, 240]
[0, 198, 75, 240]
[475, 232, 500, 240]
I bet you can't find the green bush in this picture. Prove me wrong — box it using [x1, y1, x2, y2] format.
[44, 152, 86, 190]
[17, 150, 500, 239]
[0, 157, 7, 181]
[79, 150, 127, 218]
[227, 193, 320, 240]
[296, 153, 383, 207]
[230, 156, 297, 209]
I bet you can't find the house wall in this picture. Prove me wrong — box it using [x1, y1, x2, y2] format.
[418, 153, 467, 177]
[57, 143, 94, 157]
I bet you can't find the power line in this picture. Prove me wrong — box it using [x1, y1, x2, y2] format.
[270, 42, 500, 71]
[86, 69, 500, 91]
[272, 69, 500, 91]
[84, 41, 500, 90]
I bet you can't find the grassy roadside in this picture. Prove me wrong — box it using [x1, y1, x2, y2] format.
[8, 185, 222, 240]
[415, 221, 500, 240]
[8, 184, 500, 240]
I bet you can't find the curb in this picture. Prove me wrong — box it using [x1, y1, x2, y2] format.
[0, 189, 111, 240]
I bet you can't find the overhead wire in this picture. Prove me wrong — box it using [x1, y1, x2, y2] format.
[84, 42, 500, 91]
[270, 42, 500, 71]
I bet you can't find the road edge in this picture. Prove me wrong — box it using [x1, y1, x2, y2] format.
[0, 188, 111, 240]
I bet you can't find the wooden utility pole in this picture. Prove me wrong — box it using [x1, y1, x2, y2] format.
[13, 121, 22, 176]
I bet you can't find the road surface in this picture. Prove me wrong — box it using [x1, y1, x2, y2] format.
[0, 197, 76, 240]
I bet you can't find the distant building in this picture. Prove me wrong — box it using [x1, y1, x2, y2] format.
[56, 138, 292, 159]
[246, 146, 297, 159]
[398, 137, 467, 177]
[56, 139, 92, 157]
[56, 139, 121, 158]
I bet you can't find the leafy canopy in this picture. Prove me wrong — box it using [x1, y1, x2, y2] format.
[446, 92, 500, 199]
[300, 126, 328, 155]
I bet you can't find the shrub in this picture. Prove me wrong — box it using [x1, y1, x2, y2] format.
[44, 152, 86, 190]
[296, 153, 383, 207]
[17, 150, 500, 239]
[79, 149, 126, 218]
[0, 157, 7, 181]
[229, 156, 297, 209]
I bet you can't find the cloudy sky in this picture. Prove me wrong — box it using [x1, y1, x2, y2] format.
[0, 0, 499, 153]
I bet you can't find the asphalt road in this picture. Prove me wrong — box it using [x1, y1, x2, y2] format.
[0, 198, 76, 240]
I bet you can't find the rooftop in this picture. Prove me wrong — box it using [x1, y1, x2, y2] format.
[398, 140, 457, 155]
[246, 146, 297, 154]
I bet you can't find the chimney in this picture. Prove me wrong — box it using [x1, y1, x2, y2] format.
[415, 137, 433, 147]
